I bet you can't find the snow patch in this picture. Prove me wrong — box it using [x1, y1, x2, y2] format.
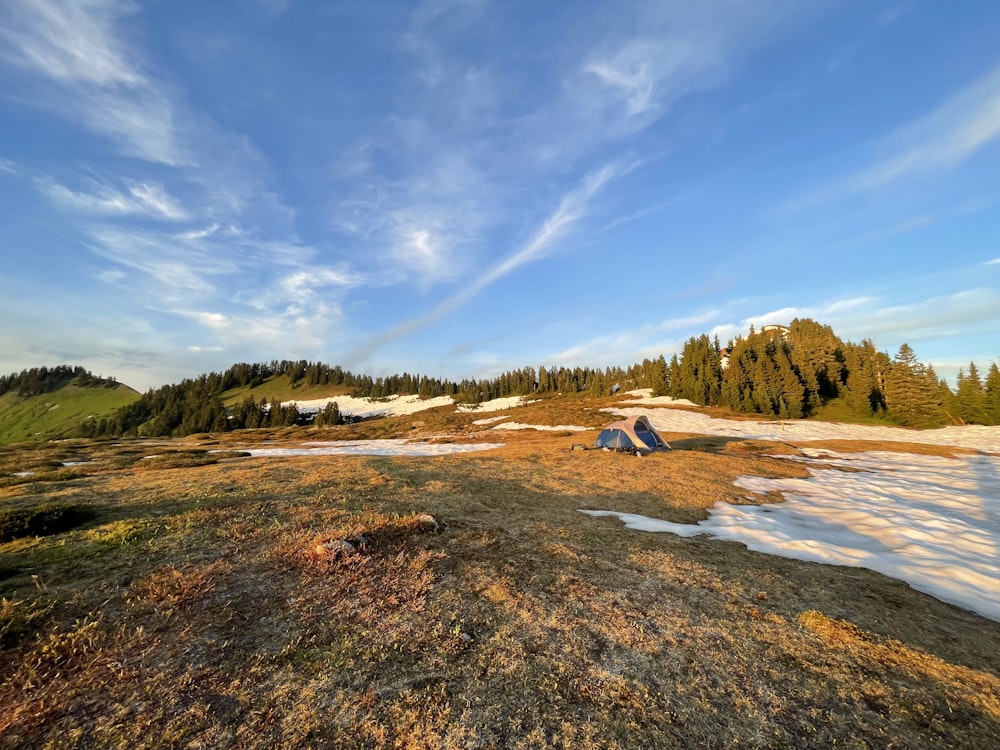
[605, 406, 1000, 452]
[621, 389, 700, 407]
[581, 450, 1000, 622]
[241, 439, 504, 457]
[285, 392, 546, 421]
[472, 414, 510, 425]
[283, 394, 454, 419]
[457, 396, 538, 413]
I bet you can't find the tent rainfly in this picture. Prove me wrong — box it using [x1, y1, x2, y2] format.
[593, 415, 671, 454]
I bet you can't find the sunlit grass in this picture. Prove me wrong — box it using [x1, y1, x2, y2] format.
[0, 407, 997, 748]
[0, 385, 139, 444]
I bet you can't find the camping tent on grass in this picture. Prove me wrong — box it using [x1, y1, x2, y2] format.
[594, 415, 670, 454]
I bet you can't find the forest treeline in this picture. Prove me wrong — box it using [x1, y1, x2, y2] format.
[6, 317, 999, 438]
[75, 358, 666, 438]
[663, 319, 999, 428]
[0, 365, 120, 399]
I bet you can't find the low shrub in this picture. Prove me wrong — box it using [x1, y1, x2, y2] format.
[0, 503, 97, 543]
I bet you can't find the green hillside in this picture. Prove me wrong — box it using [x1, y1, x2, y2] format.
[0, 380, 139, 444]
[220, 374, 354, 407]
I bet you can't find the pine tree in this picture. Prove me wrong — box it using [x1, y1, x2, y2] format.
[652, 355, 669, 396]
[883, 344, 946, 427]
[955, 362, 988, 424]
[985, 363, 1000, 425]
[787, 318, 845, 412]
[840, 339, 888, 418]
[674, 335, 722, 405]
[316, 401, 340, 427]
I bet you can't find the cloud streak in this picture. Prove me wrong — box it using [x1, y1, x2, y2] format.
[1, 0, 143, 86]
[855, 65, 1000, 189]
[787, 63, 1000, 211]
[551, 278, 1000, 377]
[347, 161, 623, 363]
[1, 0, 183, 164]
[37, 177, 188, 220]
[584, 36, 725, 122]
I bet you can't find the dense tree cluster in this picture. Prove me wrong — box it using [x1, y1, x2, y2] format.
[666, 319, 999, 427]
[70, 358, 671, 438]
[0, 365, 118, 399]
[9, 320, 998, 438]
[950, 362, 1000, 426]
[78, 379, 307, 438]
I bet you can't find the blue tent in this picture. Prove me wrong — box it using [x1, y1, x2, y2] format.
[594, 415, 670, 453]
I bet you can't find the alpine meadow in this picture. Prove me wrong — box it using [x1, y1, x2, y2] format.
[3, 316, 1000, 748]
[2, 1, 1000, 748]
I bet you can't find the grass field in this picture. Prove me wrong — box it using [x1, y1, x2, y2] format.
[220, 375, 356, 407]
[1, 396, 998, 749]
[0, 385, 139, 445]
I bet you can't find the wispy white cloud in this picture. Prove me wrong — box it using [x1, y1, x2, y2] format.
[550, 308, 723, 367]
[551, 280, 999, 377]
[553, 2, 815, 161]
[2, 0, 336, 357]
[858, 66, 1000, 187]
[277, 268, 359, 296]
[470, 161, 623, 287]
[1, 0, 144, 86]
[37, 177, 188, 220]
[176, 224, 221, 241]
[179, 299, 344, 354]
[257, 266, 362, 321]
[77, 88, 186, 165]
[88, 228, 223, 301]
[584, 36, 725, 121]
[0, 159, 18, 174]
[88, 223, 357, 316]
[347, 161, 623, 363]
[787, 63, 1000, 210]
[339, 1, 811, 303]
[836, 288, 1000, 344]
[1, 0, 188, 165]
[331, 145, 496, 288]
[599, 194, 682, 234]
[391, 227, 459, 286]
[80, 215, 362, 360]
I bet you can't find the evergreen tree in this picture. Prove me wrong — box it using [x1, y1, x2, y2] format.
[985, 363, 1000, 425]
[651, 355, 670, 396]
[315, 401, 340, 427]
[674, 335, 722, 405]
[786, 318, 845, 412]
[883, 344, 946, 427]
[840, 339, 887, 418]
[955, 362, 988, 424]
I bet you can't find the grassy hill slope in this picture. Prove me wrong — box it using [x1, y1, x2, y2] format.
[220, 374, 355, 407]
[0, 383, 139, 444]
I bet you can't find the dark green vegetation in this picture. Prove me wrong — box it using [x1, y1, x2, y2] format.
[0, 365, 122, 399]
[0, 504, 96, 544]
[666, 320, 1000, 427]
[3, 318, 999, 445]
[0, 410, 997, 749]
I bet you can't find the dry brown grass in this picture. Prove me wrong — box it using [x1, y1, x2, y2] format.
[0, 402, 998, 748]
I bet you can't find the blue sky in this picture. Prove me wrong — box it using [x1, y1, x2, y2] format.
[1, 0, 998, 391]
